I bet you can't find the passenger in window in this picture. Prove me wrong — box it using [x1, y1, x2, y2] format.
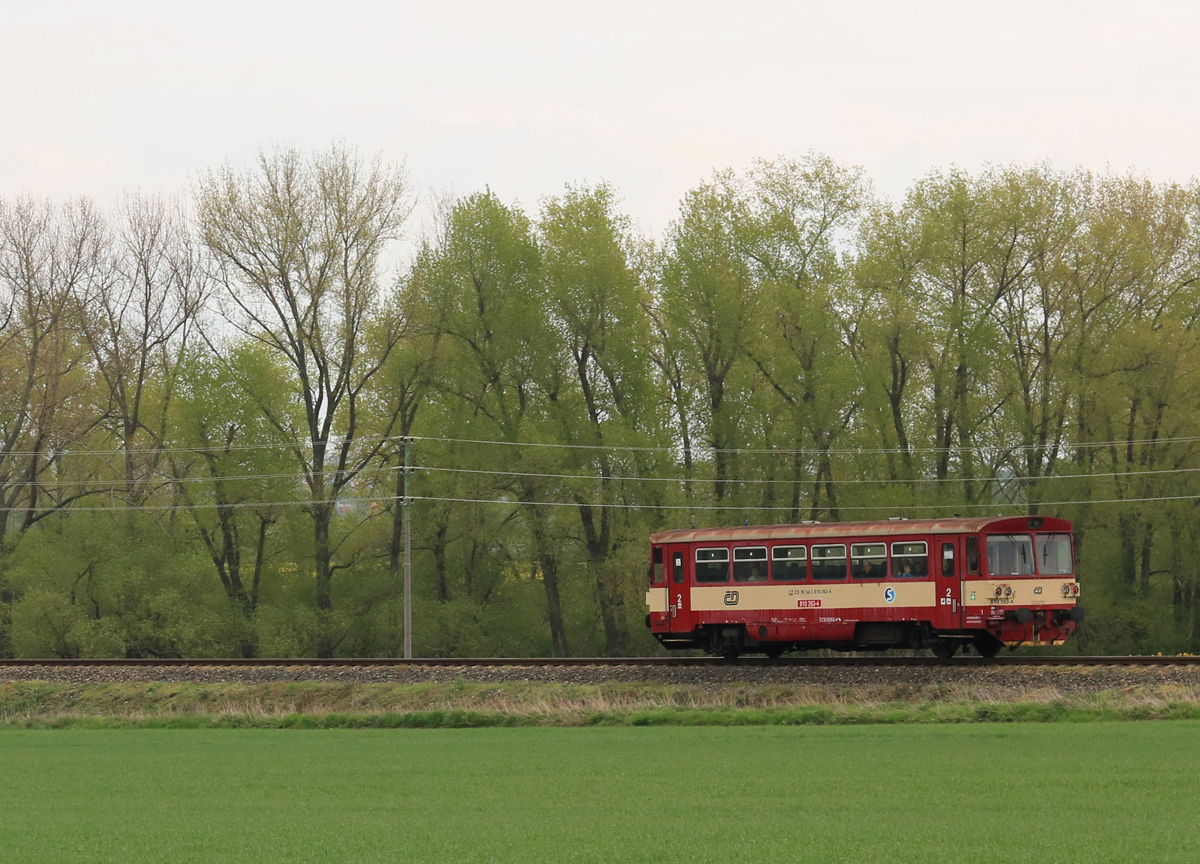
[891, 543, 928, 578]
[851, 555, 887, 579]
[734, 562, 767, 583]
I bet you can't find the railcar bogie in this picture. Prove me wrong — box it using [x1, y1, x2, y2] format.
[645, 516, 1083, 658]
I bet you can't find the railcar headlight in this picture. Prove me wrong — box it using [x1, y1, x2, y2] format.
[995, 586, 1003, 597]
[1071, 584, 1080, 596]
[1004, 586, 1012, 597]
[1062, 583, 1072, 597]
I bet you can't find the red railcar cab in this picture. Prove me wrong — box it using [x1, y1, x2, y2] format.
[644, 516, 1082, 658]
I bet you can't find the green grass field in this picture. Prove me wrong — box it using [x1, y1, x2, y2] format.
[2, 724, 1198, 863]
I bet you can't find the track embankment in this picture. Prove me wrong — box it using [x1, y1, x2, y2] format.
[2, 655, 1199, 667]
[1, 657, 1199, 695]
[5, 657, 1200, 729]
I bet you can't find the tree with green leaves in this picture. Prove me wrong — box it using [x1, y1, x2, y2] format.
[412, 189, 575, 655]
[658, 171, 760, 505]
[539, 182, 658, 653]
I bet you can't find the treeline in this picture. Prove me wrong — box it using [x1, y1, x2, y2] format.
[1, 147, 1198, 658]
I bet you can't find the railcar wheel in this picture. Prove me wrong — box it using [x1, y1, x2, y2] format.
[931, 639, 958, 659]
[721, 647, 741, 660]
[972, 632, 1003, 659]
[763, 645, 786, 659]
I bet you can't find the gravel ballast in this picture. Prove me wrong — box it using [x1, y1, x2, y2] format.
[2, 662, 1198, 696]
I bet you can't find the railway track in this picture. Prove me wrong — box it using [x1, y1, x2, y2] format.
[1, 655, 1197, 668]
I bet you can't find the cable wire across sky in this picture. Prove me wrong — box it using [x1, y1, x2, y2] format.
[5, 456, 1200, 490]
[21, 490, 1200, 513]
[2, 430, 1200, 459]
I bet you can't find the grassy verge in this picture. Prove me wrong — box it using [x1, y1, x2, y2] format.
[3, 725, 1200, 863]
[4, 679, 1200, 727]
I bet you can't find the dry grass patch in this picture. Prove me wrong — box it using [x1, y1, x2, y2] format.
[3, 678, 1200, 727]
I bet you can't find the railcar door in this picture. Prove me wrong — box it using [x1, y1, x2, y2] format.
[666, 545, 691, 632]
[932, 535, 963, 631]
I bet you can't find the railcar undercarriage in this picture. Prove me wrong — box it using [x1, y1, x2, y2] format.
[653, 609, 1083, 659]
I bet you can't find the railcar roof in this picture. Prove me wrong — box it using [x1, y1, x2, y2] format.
[650, 515, 1070, 544]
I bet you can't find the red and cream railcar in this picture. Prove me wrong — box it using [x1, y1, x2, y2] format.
[644, 516, 1083, 658]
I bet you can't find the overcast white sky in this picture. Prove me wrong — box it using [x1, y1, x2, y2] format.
[2, 0, 1197, 233]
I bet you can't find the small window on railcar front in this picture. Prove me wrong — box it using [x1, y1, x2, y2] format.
[695, 548, 730, 583]
[986, 534, 1034, 576]
[771, 546, 807, 582]
[892, 542, 928, 578]
[651, 546, 664, 584]
[733, 546, 768, 582]
[1037, 534, 1073, 575]
[811, 544, 847, 581]
[850, 543, 888, 580]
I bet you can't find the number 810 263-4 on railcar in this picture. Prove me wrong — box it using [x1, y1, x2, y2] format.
[643, 516, 1083, 659]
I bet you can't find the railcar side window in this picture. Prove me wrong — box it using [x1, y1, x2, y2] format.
[965, 536, 980, 575]
[651, 546, 664, 584]
[986, 534, 1035, 576]
[672, 551, 685, 584]
[1037, 534, 1074, 575]
[892, 542, 928, 578]
[733, 546, 768, 582]
[771, 546, 807, 582]
[694, 548, 730, 583]
[811, 544, 847, 581]
[850, 543, 888, 580]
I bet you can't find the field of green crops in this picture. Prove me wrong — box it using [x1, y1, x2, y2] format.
[3, 724, 1198, 863]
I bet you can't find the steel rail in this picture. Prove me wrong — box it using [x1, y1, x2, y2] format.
[0, 655, 1197, 668]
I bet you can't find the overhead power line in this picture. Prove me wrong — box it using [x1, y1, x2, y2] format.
[32, 490, 1200, 513]
[0, 469, 338, 489]
[7, 456, 1200, 491]
[0, 435, 426, 459]
[412, 463, 1200, 485]
[411, 433, 1200, 457]
[2, 430, 1200, 459]
[406, 493, 1200, 512]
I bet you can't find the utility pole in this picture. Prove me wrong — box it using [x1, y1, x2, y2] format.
[403, 436, 413, 659]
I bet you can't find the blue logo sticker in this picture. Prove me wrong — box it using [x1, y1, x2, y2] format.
[884, 587, 896, 604]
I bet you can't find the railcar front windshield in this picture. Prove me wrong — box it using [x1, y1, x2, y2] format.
[1036, 534, 1074, 575]
[986, 534, 1035, 576]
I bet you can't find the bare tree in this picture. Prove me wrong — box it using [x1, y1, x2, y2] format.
[78, 194, 207, 509]
[196, 144, 413, 657]
[0, 196, 109, 545]
[0, 196, 111, 655]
